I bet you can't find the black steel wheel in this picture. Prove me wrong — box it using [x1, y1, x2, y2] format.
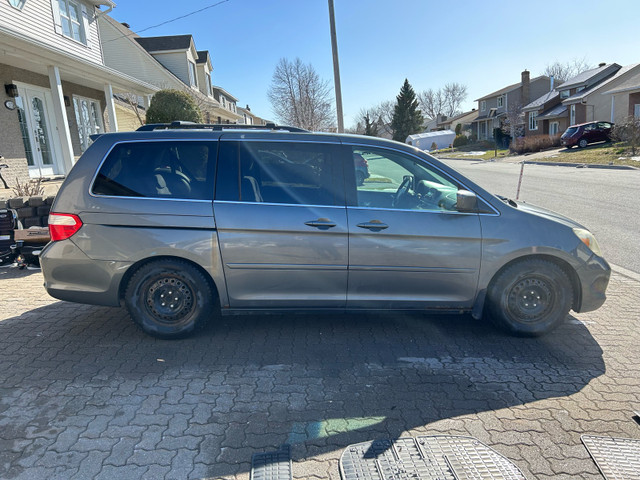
[487, 259, 573, 336]
[124, 258, 215, 339]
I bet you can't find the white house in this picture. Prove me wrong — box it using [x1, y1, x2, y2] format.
[0, 0, 157, 182]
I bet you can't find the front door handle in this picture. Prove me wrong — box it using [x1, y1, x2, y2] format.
[357, 220, 388, 231]
[305, 218, 337, 230]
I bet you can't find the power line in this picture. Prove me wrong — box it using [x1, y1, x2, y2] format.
[102, 0, 230, 44]
[137, 0, 229, 33]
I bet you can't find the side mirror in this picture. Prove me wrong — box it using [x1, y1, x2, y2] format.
[456, 190, 478, 212]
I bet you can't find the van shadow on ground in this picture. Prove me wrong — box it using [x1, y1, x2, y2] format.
[0, 297, 604, 479]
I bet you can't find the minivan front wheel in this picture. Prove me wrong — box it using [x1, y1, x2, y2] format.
[125, 259, 214, 339]
[487, 259, 573, 336]
[578, 138, 588, 148]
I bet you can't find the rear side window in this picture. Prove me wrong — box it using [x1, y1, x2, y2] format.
[215, 141, 343, 206]
[92, 141, 216, 200]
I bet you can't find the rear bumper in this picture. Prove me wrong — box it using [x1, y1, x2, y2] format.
[40, 239, 130, 307]
[575, 254, 611, 312]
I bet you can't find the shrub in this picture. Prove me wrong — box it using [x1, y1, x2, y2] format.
[145, 89, 202, 124]
[612, 116, 640, 155]
[452, 134, 468, 147]
[511, 134, 561, 154]
[430, 142, 438, 151]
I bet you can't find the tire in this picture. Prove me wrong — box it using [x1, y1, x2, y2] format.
[487, 259, 573, 336]
[578, 138, 588, 148]
[124, 258, 215, 339]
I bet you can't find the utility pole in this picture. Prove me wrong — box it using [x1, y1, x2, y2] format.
[328, 0, 344, 133]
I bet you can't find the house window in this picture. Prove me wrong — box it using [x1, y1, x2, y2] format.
[58, 0, 86, 43]
[576, 86, 585, 93]
[497, 96, 504, 108]
[550, 122, 559, 136]
[8, 0, 27, 10]
[634, 104, 640, 118]
[560, 90, 570, 99]
[529, 111, 538, 131]
[205, 73, 212, 96]
[188, 61, 197, 87]
[480, 100, 486, 111]
[73, 96, 103, 152]
[570, 104, 576, 125]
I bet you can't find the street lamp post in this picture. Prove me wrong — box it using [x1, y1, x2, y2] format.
[328, 0, 344, 133]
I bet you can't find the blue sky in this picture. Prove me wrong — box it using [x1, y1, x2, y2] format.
[109, 0, 640, 127]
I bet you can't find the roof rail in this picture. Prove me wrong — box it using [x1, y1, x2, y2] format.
[136, 121, 309, 133]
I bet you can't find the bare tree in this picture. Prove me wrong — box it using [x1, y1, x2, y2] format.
[268, 58, 335, 131]
[418, 82, 468, 119]
[119, 92, 146, 127]
[501, 102, 525, 149]
[543, 58, 593, 85]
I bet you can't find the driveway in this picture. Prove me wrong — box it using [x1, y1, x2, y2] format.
[1, 267, 639, 480]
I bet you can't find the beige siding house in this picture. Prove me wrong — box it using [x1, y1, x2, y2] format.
[603, 70, 640, 122]
[98, 16, 241, 126]
[0, 0, 156, 183]
[562, 63, 640, 125]
[472, 71, 551, 141]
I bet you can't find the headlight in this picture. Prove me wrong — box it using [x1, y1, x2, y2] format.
[573, 228, 602, 257]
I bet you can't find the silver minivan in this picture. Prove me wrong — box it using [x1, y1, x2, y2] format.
[40, 124, 610, 338]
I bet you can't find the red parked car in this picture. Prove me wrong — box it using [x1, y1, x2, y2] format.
[561, 121, 613, 148]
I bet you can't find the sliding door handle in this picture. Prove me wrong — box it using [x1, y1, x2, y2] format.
[305, 218, 337, 230]
[356, 220, 388, 231]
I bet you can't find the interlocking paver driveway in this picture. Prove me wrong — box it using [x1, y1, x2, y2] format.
[0, 268, 638, 480]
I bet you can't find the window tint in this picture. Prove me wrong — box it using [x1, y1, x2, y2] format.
[92, 141, 216, 200]
[350, 146, 460, 212]
[216, 142, 342, 206]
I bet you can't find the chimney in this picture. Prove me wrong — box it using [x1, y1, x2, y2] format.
[121, 22, 131, 29]
[246, 104, 251, 111]
[599, 62, 606, 67]
[521, 69, 530, 104]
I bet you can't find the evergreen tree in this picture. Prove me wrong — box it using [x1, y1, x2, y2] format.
[391, 79, 424, 142]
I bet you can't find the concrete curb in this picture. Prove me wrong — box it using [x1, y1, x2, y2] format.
[436, 156, 639, 170]
[610, 263, 640, 282]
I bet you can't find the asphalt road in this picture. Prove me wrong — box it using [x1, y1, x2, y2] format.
[440, 158, 640, 274]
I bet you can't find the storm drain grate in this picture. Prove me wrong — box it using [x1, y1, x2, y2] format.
[340, 435, 527, 480]
[582, 435, 640, 480]
[251, 444, 292, 480]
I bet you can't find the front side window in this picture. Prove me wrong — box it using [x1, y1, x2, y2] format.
[58, 0, 86, 43]
[92, 141, 216, 200]
[350, 146, 460, 212]
[215, 141, 342, 206]
[529, 111, 538, 130]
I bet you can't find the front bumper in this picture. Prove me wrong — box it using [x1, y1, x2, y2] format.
[574, 254, 611, 312]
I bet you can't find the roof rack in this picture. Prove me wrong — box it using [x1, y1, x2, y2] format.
[136, 121, 309, 133]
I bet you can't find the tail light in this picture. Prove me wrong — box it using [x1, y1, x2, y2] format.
[48, 213, 83, 241]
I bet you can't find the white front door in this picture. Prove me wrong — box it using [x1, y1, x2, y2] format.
[15, 85, 62, 178]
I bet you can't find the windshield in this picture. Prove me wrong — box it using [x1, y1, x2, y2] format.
[564, 127, 579, 136]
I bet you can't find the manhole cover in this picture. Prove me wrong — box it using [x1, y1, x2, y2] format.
[251, 444, 292, 480]
[340, 436, 527, 479]
[582, 435, 640, 480]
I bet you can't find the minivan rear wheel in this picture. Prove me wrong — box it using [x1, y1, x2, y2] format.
[487, 259, 573, 336]
[124, 259, 214, 339]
